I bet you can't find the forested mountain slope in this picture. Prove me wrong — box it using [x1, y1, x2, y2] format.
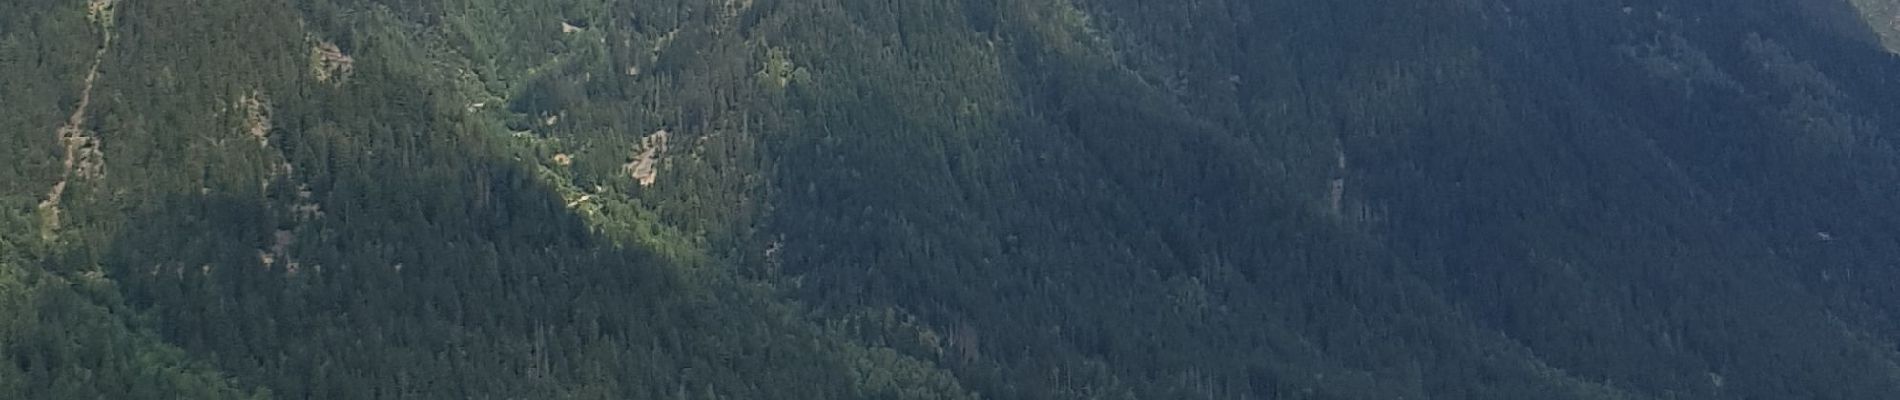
[5, 0, 1900, 398]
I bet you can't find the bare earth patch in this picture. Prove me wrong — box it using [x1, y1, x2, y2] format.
[311, 40, 355, 83]
[239, 91, 272, 146]
[565, 194, 594, 209]
[86, 0, 117, 25]
[624, 130, 670, 186]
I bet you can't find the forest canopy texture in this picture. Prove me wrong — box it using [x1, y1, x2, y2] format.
[6, 0, 1900, 398]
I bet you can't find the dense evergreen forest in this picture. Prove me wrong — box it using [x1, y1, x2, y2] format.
[7, 0, 1900, 398]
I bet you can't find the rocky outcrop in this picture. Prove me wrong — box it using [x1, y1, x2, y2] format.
[40, 0, 118, 239]
[624, 130, 670, 186]
[311, 40, 354, 83]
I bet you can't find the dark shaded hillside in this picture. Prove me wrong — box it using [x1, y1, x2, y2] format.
[6, 0, 1900, 398]
[769, 0, 1900, 397]
[1042, 0, 1900, 396]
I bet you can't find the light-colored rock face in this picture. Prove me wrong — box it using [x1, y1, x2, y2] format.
[625, 130, 670, 186]
[86, 0, 117, 25]
[40, 1, 118, 240]
[311, 40, 354, 83]
[1849, 0, 1900, 52]
[240, 92, 272, 146]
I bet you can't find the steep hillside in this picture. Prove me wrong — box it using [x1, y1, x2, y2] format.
[1852, 0, 1900, 51]
[6, 0, 1900, 398]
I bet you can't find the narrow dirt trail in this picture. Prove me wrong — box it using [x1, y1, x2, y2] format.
[38, 1, 116, 239]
